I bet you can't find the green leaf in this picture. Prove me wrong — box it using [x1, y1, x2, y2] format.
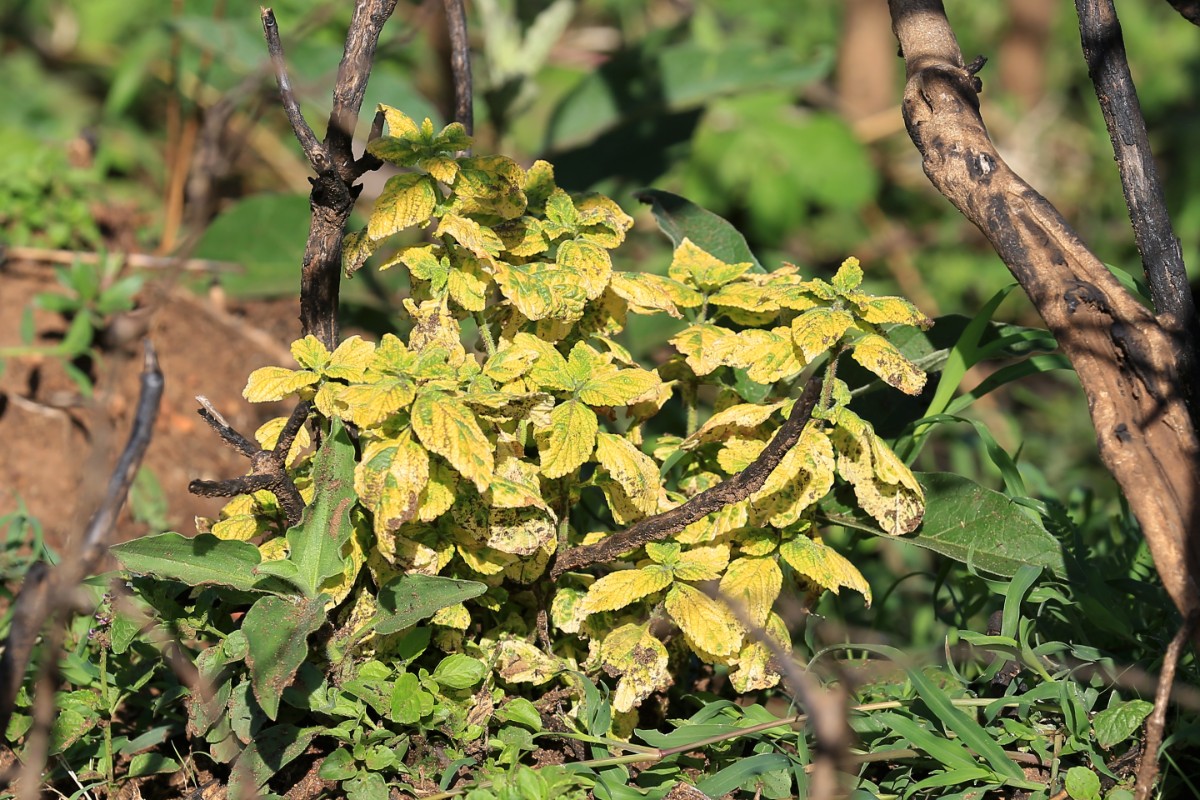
[127, 753, 180, 778]
[1064, 766, 1102, 800]
[432, 653, 487, 689]
[111, 532, 292, 594]
[228, 724, 318, 794]
[877, 712, 977, 771]
[193, 194, 311, 297]
[373, 573, 487, 635]
[497, 698, 543, 731]
[317, 749, 358, 781]
[285, 418, 357, 598]
[1092, 700, 1153, 750]
[828, 473, 1066, 578]
[694, 753, 793, 798]
[243, 595, 326, 720]
[635, 189, 762, 271]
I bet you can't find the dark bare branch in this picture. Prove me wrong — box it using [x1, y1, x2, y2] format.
[443, 0, 474, 139]
[0, 341, 163, 749]
[261, 7, 333, 176]
[1164, 0, 1200, 26]
[1074, 0, 1199, 419]
[1136, 612, 1196, 799]
[552, 369, 829, 578]
[887, 0, 1200, 629]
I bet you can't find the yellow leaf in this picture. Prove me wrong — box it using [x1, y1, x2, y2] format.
[327, 379, 415, 429]
[418, 459, 458, 522]
[665, 583, 744, 657]
[451, 155, 527, 219]
[503, 536, 555, 583]
[846, 293, 931, 329]
[258, 537, 289, 561]
[255, 416, 312, 465]
[779, 535, 871, 604]
[495, 639, 561, 685]
[551, 586, 589, 634]
[580, 565, 674, 614]
[368, 173, 436, 241]
[535, 399, 597, 478]
[379, 104, 419, 137]
[735, 527, 779, 557]
[523, 160, 557, 210]
[342, 227, 377, 277]
[717, 437, 766, 474]
[576, 193, 635, 249]
[609, 272, 702, 318]
[489, 454, 551, 513]
[411, 391, 495, 492]
[728, 612, 789, 693]
[709, 327, 805, 384]
[319, 515, 367, 608]
[683, 402, 785, 450]
[674, 544, 730, 582]
[556, 239, 612, 301]
[484, 343, 538, 383]
[671, 323, 728, 376]
[831, 256, 863, 293]
[432, 603, 471, 629]
[851, 334, 927, 396]
[383, 524, 454, 574]
[751, 423, 835, 527]
[578, 357, 662, 407]
[243, 366, 319, 402]
[708, 281, 780, 315]
[792, 308, 855, 362]
[668, 239, 753, 291]
[492, 216, 548, 257]
[486, 506, 555, 556]
[422, 155, 459, 185]
[355, 430, 430, 536]
[447, 254, 490, 312]
[437, 212, 504, 258]
[212, 514, 267, 542]
[677, 499, 750, 544]
[405, 298, 463, 352]
[718, 557, 782, 628]
[457, 540, 515, 576]
[600, 624, 672, 712]
[594, 433, 660, 517]
[492, 262, 587, 322]
[325, 336, 376, 381]
[829, 409, 923, 534]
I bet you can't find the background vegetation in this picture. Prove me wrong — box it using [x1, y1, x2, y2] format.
[1, 1, 1198, 798]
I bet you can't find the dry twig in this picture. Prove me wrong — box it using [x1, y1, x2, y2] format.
[442, 0, 473, 141]
[1135, 613, 1197, 799]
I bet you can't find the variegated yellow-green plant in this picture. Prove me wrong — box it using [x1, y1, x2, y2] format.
[223, 107, 931, 715]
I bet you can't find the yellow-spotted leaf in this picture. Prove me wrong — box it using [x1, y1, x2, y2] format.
[451, 155, 527, 219]
[484, 343, 538, 383]
[830, 409, 923, 534]
[486, 506, 555, 556]
[431, 603, 471, 630]
[594, 433, 660, 516]
[447, 254, 490, 312]
[382, 524, 454, 574]
[683, 402, 784, 450]
[342, 227, 378, 277]
[418, 460, 458, 522]
[751, 423, 835, 527]
[851, 334, 927, 396]
[708, 281, 780, 315]
[327, 378, 415, 429]
[677, 499, 750, 544]
[576, 193, 635, 248]
[579, 365, 661, 407]
[718, 557, 782, 628]
[324, 336, 375, 381]
[495, 639, 561, 685]
[597, 478, 650, 526]
[437, 213, 504, 259]
[493, 262, 587, 322]
[728, 612, 789, 693]
[831, 256, 864, 293]
[600, 624, 672, 712]
[503, 536, 555, 583]
[779, 535, 871, 604]
[556, 239, 612, 300]
[551, 586, 589, 634]
[243, 366, 319, 402]
[792, 308, 855, 362]
[846, 293, 931, 329]
[665, 583, 744, 657]
[404, 297, 464, 352]
[355, 431, 431, 535]
[609, 272, 702, 318]
[492, 216, 549, 257]
[673, 544, 730, 582]
[580, 565, 673, 614]
[259, 537, 289, 561]
[368, 173, 437, 241]
[717, 437, 767, 474]
[712, 327, 805, 384]
[668, 239, 753, 291]
[489, 454, 551, 513]
[671, 323, 728, 376]
[411, 391, 495, 492]
[535, 399, 597, 478]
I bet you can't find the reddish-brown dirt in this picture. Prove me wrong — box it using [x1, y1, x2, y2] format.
[0, 259, 302, 553]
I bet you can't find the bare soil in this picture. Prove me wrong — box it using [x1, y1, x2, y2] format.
[0, 259, 302, 553]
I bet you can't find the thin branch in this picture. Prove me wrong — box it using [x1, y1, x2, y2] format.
[443, 0, 474, 140]
[261, 7, 333, 176]
[1135, 613, 1196, 800]
[1163, 0, 1200, 26]
[0, 245, 241, 274]
[887, 0, 1200, 631]
[0, 341, 163, 754]
[552, 368, 829, 578]
[1074, 0, 1199, 420]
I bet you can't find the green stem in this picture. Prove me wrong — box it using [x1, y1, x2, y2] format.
[475, 310, 497, 358]
[99, 647, 115, 790]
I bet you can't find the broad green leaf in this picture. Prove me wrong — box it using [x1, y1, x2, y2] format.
[665, 583, 743, 657]
[368, 173, 436, 241]
[668, 239, 753, 291]
[600, 624, 672, 712]
[111, 533, 290, 594]
[634, 189, 763, 271]
[536, 399, 597, 478]
[792, 307, 854, 362]
[373, 573, 487, 635]
[432, 654, 487, 689]
[580, 565, 673, 614]
[594, 433, 660, 516]
[718, 557, 782, 628]
[851, 334, 926, 396]
[243, 595, 326, 719]
[779, 535, 871, 605]
[1092, 700, 1153, 750]
[411, 391, 495, 492]
[285, 419, 358, 598]
[1064, 767, 1101, 800]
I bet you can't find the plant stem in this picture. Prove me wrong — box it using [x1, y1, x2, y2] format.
[475, 311, 496, 358]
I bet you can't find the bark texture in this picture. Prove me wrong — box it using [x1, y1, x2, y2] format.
[889, 0, 1200, 622]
